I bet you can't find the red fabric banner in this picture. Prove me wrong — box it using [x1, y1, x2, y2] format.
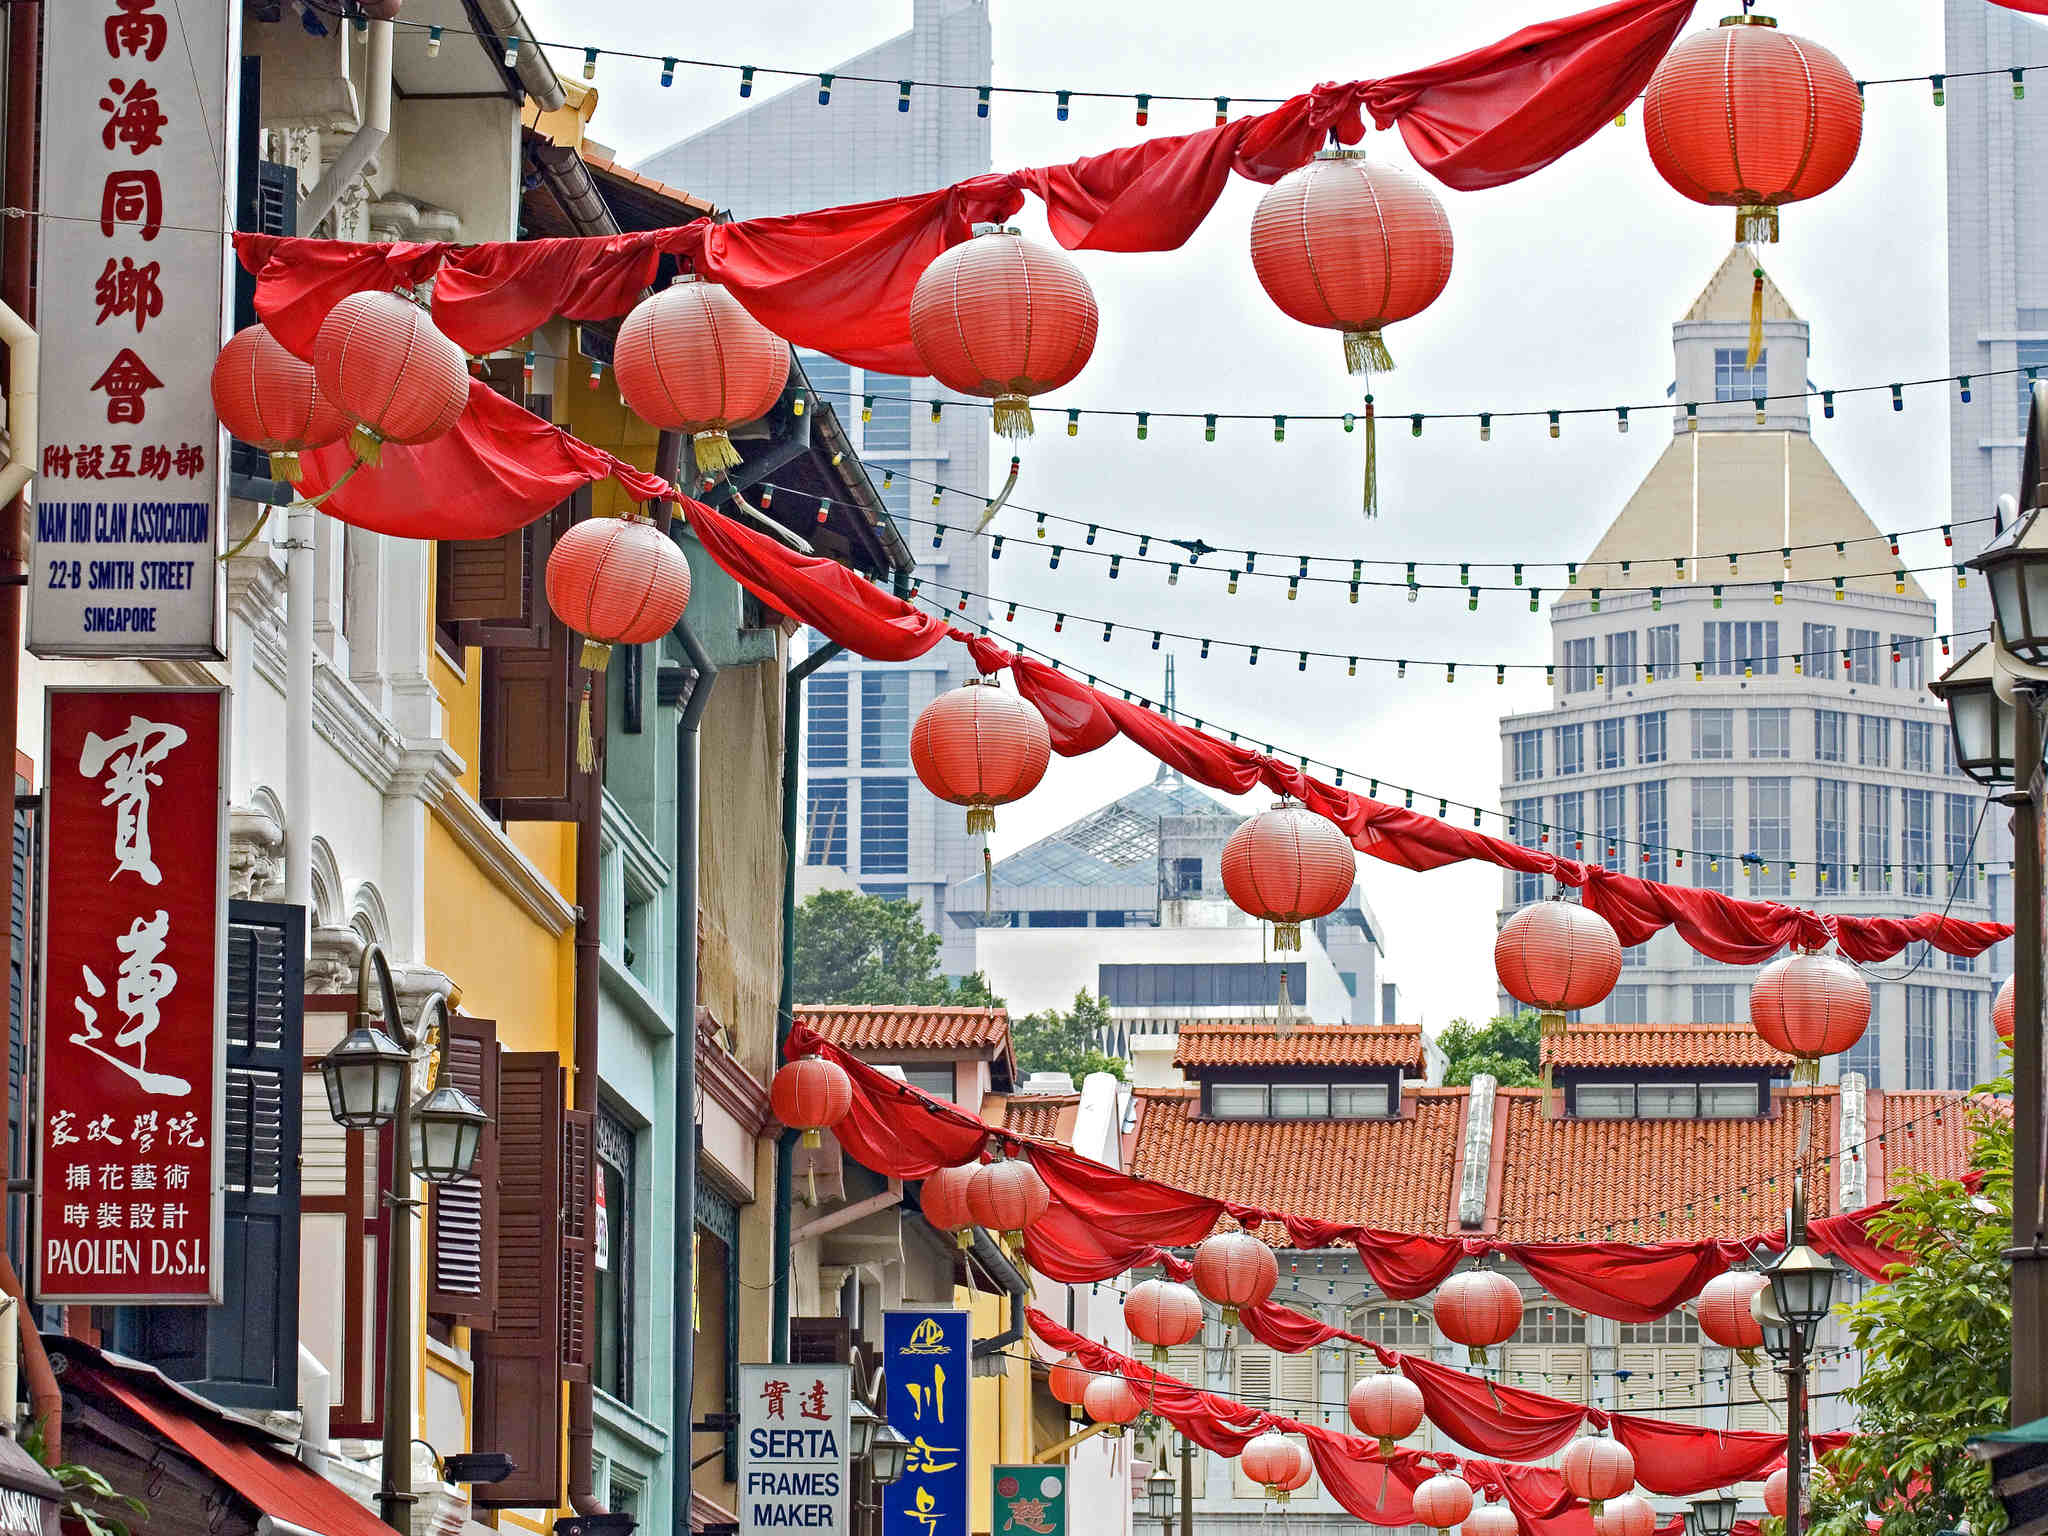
[1988, 0, 2048, 12]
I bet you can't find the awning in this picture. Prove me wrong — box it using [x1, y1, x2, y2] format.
[50, 1345, 391, 1536]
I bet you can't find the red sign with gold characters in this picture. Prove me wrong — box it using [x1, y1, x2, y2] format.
[34, 687, 227, 1304]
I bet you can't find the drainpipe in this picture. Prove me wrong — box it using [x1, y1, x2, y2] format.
[670, 607, 716, 1533]
[966, 1227, 1029, 1361]
[569, 700, 604, 1515]
[770, 641, 842, 1361]
[298, 19, 392, 235]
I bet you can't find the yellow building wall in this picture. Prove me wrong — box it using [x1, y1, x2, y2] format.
[967, 1286, 1035, 1534]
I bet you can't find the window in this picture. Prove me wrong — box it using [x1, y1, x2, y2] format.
[1905, 987, 1937, 1089]
[1858, 715, 1890, 768]
[1512, 730, 1544, 782]
[1749, 708, 1791, 759]
[1692, 984, 1742, 1022]
[1231, 1352, 1319, 1495]
[1693, 779, 1735, 894]
[1619, 1311, 1700, 1346]
[807, 672, 847, 768]
[1948, 991, 1980, 1090]
[1216, 1078, 1391, 1120]
[1597, 786, 1626, 872]
[1843, 998, 1881, 1086]
[1815, 709, 1846, 763]
[1210, 1083, 1268, 1117]
[1564, 636, 1597, 693]
[1816, 780, 1848, 891]
[1606, 985, 1649, 1024]
[1692, 709, 1734, 760]
[1639, 781, 1667, 882]
[2021, 340, 2048, 435]
[595, 1106, 636, 1403]
[1714, 346, 1766, 401]
[1892, 636, 1927, 692]
[1704, 621, 1778, 677]
[859, 672, 909, 767]
[805, 779, 848, 867]
[1648, 625, 1680, 681]
[1270, 1083, 1331, 1118]
[1848, 627, 1881, 685]
[1555, 792, 1584, 858]
[1616, 1314, 1703, 1420]
[1701, 1082, 1761, 1116]
[1638, 1083, 1698, 1117]
[1025, 910, 1088, 927]
[1606, 631, 1638, 693]
[1349, 1303, 1434, 1433]
[1750, 778, 1791, 896]
[1860, 785, 1890, 892]
[1098, 964, 1307, 1007]
[862, 884, 908, 902]
[1510, 799, 1546, 906]
[1948, 795, 1978, 902]
[1622, 944, 1645, 968]
[1638, 711, 1668, 764]
[1902, 789, 1933, 899]
[860, 778, 909, 875]
[1950, 949, 1977, 973]
[1903, 719, 1934, 774]
[1171, 856, 1203, 898]
[1802, 623, 1837, 679]
[1597, 718, 1626, 770]
[1557, 724, 1584, 777]
[900, 1064, 956, 1102]
[1331, 1081, 1392, 1117]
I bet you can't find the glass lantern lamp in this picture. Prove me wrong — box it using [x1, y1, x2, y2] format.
[1690, 1492, 1739, 1536]
[1973, 501, 2048, 668]
[848, 1402, 879, 1462]
[869, 1422, 911, 1488]
[1749, 1282, 1794, 1364]
[409, 1079, 490, 1184]
[1768, 1244, 1837, 1333]
[1148, 1465, 1177, 1522]
[1930, 644, 2016, 787]
[318, 1024, 410, 1130]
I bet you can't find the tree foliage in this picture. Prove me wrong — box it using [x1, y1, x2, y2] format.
[792, 890, 998, 1008]
[1437, 1012, 1541, 1088]
[1012, 989, 1127, 1083]
[1807, 1078, 2013, 1536]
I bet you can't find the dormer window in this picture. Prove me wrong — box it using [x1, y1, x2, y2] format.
[1206, 1076, 1394, 1120]
[1570, 1079, 1761, 1119]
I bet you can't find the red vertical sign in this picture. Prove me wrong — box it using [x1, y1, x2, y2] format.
[35, 687, 226, 1303]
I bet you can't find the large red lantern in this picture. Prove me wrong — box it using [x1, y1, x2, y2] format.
[919, 1163, 978, 1249]
[1190, 1230, 1278, 1328]
[908, 228, 1098, 440]
[1414, 1474, 1474, 1534]
[1466, 1504, 1519, 1536]
[910, 679, 1051, 838]
[769, 1056, 852, 1149]
[1241, 1434, 1302, 1501]
[545, 514, 694, 769]
[1642, 15, 1862, 244]
[1434, 1270, 1523, 1366]
[1593, 1494, 1656, 1536]
[1764, 1469, 1789, 1520]
[1124, 1278, 1204, 1364]
[1996, 975, 2015, 1045]
[613, 276, 791, 474]
[1495, 899, 1623, 1039]
[1696, 1270, 1767, 1363]
[211, 323, 349, 484]
[1048, 1353, 1092, 1409]
[1560, 1436, 1635, 1516]
[1082, 1373, 1141, 1436]
[310, 291, 470, 464]
[966, 1157, 1048, 1253]
[1272, 1441, 1312, 1503]
[1347, 1373, 1424, 1454]
[1221, 802, 1356, 952]
[1750, 949, 1870, 1081]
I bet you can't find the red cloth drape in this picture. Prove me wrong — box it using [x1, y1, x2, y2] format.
[1989, 0, 2048, 12]
[1396, 1353, 1594, 1460]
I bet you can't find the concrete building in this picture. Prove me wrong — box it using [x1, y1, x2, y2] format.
[643, 1, 998, 972]
[1497, 251, 2001, 1093]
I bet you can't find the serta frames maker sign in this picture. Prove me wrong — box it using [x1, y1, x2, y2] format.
[993, 1467, 1066, 1535]
[883, 1309, 970, 1536]
[35, 688, 228, 1303]
[28, 0, 236, 658]
[738, 1362, 850, 1532]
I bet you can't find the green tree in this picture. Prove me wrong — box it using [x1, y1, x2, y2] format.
[792, 889, 999, 1007]
[1436, 1012, 1541, 1087]
[1807, 1078, 2012, 1536]
[1012, 989, 1127, 1083]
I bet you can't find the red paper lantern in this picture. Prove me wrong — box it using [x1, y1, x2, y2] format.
[1347, 1373, 1425, 1454]
[966, 1157, 1048, 1244]
[613, 276, 791, 474]
[1696, 1271, 1767, 1360]
[311, 291, 470, 464]
[910, 679, 1051, 836]
[545, 515, 694, 769]
[1414, 1474, 1475, 1533]
[919, 1162, 978, 1249]
[1190, 1230, 1278, 1328]
[1082, 1372, 1141, 1436]
[1241, 1434, 1301, 1500]
[1561, 1436, 1636, 1516]
[1763, 1469, 1789, 1520]
[1124, 1278, 1204, 1364]
[908, 228, 1098, 440]
[1494, 899, 1623, 1039]
[1642, 15, 1862, 243]
[1272, 1440, 1312, 1503]
[1220, 801, 1357, 952]
[211, 323, 348, 484]
[1433, 1270, 1523, 1365]
[1465, 1504, 1519, 1536]
[1048, 1353, 1092, 1407]
[1996, 975, 2015, 1045]
[768, 1056, 852, 1149]
[1593, 1494, 1656, 1536]
[1249, 151, 1453, 378]
[1750, 949, 1871, 1079]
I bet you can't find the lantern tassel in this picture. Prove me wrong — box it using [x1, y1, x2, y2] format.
[1345, 329, 1395, 376]
[966, 804, 996, 836]
[348, 424, 383, 466]
[693, 429, 742, 473]
[1738, 203, 1780, 245]
[992, 394, 1035, 439]
[1272, 920, 1302, 953]
[1362, 397, 1379, 519]
[1738, 1347, 1760, 1368]
[1747, 266, 1765, 368]
[267, 450, 303, 485]
[1275, 970, 1296, 1038]
[575, 641, 611, 775]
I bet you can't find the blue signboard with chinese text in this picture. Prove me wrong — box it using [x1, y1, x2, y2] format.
[883, 1308, 970, 1536]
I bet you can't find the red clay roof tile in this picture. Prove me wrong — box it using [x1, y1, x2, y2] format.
[797, 1003, 1011, 1055]
[1174, 1023, 1428, 1073]
[1542, 1025, 1796, 1071]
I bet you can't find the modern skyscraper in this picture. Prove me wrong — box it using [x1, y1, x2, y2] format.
[642, 2, 996, 972]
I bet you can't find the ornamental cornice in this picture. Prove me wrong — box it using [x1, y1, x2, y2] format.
[429, 777, 577, 937]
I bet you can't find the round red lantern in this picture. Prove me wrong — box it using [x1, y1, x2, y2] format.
[1642, 15, 1862, 244]
[919, 1163, 978, 1249]
[1494, 899, 1623, 1039]
[1241, 1434, 1301, 1501]
[1190, 1230, 1278, 1329]
[310, 290, 470, 464]
[769, 1056, 852, 1149]
[1434, 1270, 1523, 1366]
[1347, 1373, 1424, 1454]
[1082, 1372, 1141, 1436]
[910, 679, 1051, 838]
[1048, 1353, 1092, 1408]
[1560, 1436, 1635, 1516]
[613, 276, 791, 474]
[545, 514, 693, 768]
[1593, 1494, 1656, 1536]
[1750, 949, 1871, 1080]
[1764, 1469, 1789, 1520]
[1249, 151, 1453, 379]
[1221, 801, 1357, 952]
[908, 228, 1098, 440]
[1124, 1278, 1204, 1364]
[211, 324, 349, 484]
[1465, 1504, 1519, 1536]
[966, 1157, 1048, 1251]
[1272, 1440, 1312, 1503]
[1996, 975, 2015, 1045]
[1696, 1271, 1767, 1363]
[1413, 1474, 1474, 1534]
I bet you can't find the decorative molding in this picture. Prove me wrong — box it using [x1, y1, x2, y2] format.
[429, 777, 577, 937]
[228, 791, 284, 902]
[1838, 1071, 1867, 1211]
[369, 193, 462, 245]
[699, 1006, 772, 1138]
[308, 925, 364, 995]
[601, 789, 671, 901]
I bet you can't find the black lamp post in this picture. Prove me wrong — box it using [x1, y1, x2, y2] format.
[869, 1421, 910, 1487]
[1148, 1464, 1176, 1532]
[1743, 1178, 1836, 1536]
[1689, 1491, 1739, 1536]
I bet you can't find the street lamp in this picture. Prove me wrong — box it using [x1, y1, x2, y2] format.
[1148, 1465, 1177, 1527]
[1689, 1492, 1739, 1536]
[1975, 498, 2048, 667]
[869, 1422, 911, 1487]
[318, 1022, 410, 1129]
[1768, 1245, 1837, 1335]
[1931, 643, 2018, 787]
[848, 1403, 879, 1462]
[1748, 1283, 1794, 1365]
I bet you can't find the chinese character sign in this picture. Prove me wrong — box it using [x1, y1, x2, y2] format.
[28, 0, 233, 658]
[884, 1310, 970, 1536]
[36, 688, 226, 1303]
[992, 1467, 1066, 1536]
[738, 1363, 849, 1534]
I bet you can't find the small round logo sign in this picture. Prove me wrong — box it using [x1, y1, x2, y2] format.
[997, 1476, 1020, 1498]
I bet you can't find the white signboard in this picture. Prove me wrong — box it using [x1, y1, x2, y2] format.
[27, 0, 235, 658]
[739, 1362, 850, 1534]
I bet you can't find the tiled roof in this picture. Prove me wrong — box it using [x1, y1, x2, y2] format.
[1871, 1091, 2000, 1198]
[797, 1004, 1011, 1055]
[1174, 1023, 1427, 1073]
[575, 142, 718, 217]
[1542, 1025, 1796, 1072]
[993, 1093, 1079, 1145]
[1127, 1087, 1467, 1240]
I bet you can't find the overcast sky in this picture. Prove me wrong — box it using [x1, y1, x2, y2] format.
[516, 0, 1967, 1031]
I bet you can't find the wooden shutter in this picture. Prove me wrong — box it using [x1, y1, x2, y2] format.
[8, 783, 33, 1281]
[473, 1053, 564, 1509]
[1616, 1345, 1701, 1423]
[791, 1317, 851, 1365]
[559, 1107, 595, 1383]
[480, 499, 584, 819]
[1729, 1358, 1783, 1432]
[426, 1015, 500, 1327]
[440, 531, 530, 628]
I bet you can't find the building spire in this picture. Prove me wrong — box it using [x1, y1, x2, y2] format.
[1155, 657, 1178, 783]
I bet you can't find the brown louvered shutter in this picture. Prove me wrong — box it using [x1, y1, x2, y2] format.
[472, 1053, 563, 1510]
[791, 1317, 850, 1365]
[426, 1015, 500, 1327]
[559, 1107, 595, 1384]
[479, 497, 584, 819]
[440, 531, 528, 627]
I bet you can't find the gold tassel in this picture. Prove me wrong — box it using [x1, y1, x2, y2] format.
[801, 1128, 822, 1149]
[1795, 1057, 1819, 1087]
[1273, 920, 1302, 952]
[1362, 395, 1379, 519]
[581, 639, 614, 673]
[955, 1228, 973, 1251]
[992, 395, 1035, 439]
[693, 429, 742, 473]
[1468, 1345, 1488, 1367]
[576, 677, 597, 773]
[1737, 1347, 1760, 1368]
[1376, 1436, 1394, 1457]
[1737, 203, 1780, 245]
[1747, 267, 1765, 368]
[1539, 1010, 1566, 1038]
[268, 449, 303, 484]
[348, 423, 383, 465]
[1344, 329, 1395, 376]
[966, 804, 996, 836]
